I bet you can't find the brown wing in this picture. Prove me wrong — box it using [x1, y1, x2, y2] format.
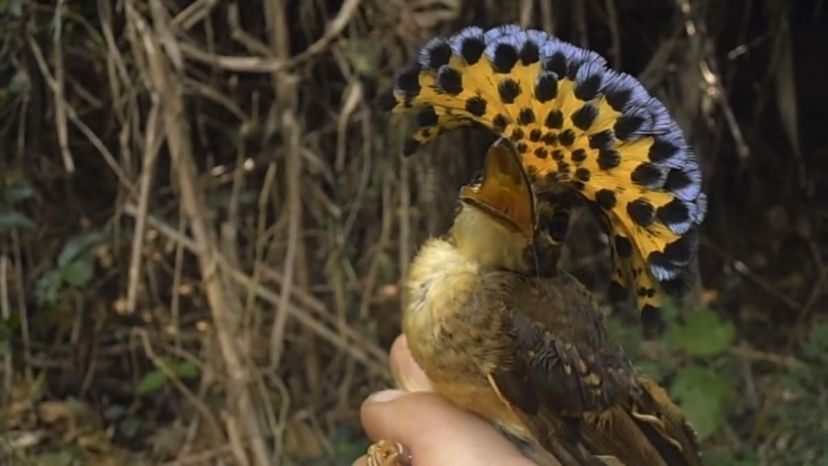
[491, 273, 702, 466]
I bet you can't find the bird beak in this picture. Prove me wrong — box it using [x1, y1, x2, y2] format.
[460, 138, 535, 238]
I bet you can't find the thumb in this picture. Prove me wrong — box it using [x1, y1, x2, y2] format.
[360, 390, 535, 466]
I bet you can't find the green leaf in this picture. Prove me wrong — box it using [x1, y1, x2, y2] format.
[61, 258, 94, 287]
[670, 366, 734, 439]
[35, 269, 64, 305]
[58, 232, 102, 266]
[7, 181, 36, 202]
[709, 451, 759, 466]
[34, 447, 83, 466]
[173, 359, 200, 379]
[330, 424, 371, 463]
[136, 370, 168, 395]
[0, 209, 34, 230]
[606, 318, 642, 358]
[801, 323, 828, 358]
[668, 309, 735, 357]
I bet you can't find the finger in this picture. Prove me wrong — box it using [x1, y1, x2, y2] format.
[389, 335, 432, 392]
[352, 456, 368, 466]
[361, 390, 535, 465]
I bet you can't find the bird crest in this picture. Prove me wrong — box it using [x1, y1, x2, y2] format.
[381, 25, 707, 321]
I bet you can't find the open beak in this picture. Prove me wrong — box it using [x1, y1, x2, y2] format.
[460, 138, 535, 238]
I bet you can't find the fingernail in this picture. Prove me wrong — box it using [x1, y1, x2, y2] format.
[367, 389, 405, 403]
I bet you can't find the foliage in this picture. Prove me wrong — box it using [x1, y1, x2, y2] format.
[0, 180, 36, 231]
[610, 305, 738, 440]
[136, 356, 201, 395]
[610, 303, 828, 464]
[1, 0, 825, 464]
[670, 365, 734, 439]
[35, 232, 102, 305]
[668, 308, 736, 439]
[669, 309, 736, 358]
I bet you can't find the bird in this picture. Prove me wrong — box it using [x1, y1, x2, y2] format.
[380, 25, 708, 328]
[368, 138, 702, 466]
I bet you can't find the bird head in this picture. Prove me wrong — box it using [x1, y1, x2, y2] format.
[451, 138, 535, 272]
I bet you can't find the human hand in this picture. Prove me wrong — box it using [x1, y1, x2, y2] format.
[352, 335, 535, 466]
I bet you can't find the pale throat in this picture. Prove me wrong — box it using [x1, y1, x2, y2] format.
[450, 207, 531, 272]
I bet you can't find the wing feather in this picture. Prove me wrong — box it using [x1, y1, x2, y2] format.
[488, 273, 702, 466]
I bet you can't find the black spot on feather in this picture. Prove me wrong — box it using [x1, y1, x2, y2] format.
[631, 162, 663, 187]
[663, 236, 694, 264]
[606, 87, 632, 111]
[427, 41, 452, 69]
[437, 66, 462, 94]
[545, 110, 564, 129]
[665, 169, 693, 193]
[649, 138, 680, 163]
[535, 72, 558, 102]
[511, 128, 525, 141]
[647, 251, 673, 275]
[416, 107, 438, 127]
[518, 108, 536, 125]
[529, 129, 542, 142]
[615, 235, 632, 258]
[627, 198, 656, 226]
[642, 305, 665, 337]
[657, 198, 691, 226]
[614, 114, 645, 140]
[575, 168, 591, 182]
[460, 37, 485, 64]
[545, 52, 568, 77]
[397, 66, 422, 97]
[465, 96, 487, 116]
[534, 147, 548, 158]
[575, 74, 602, 101]
[493, 114, 509, 131]
[493, 43, 519, 73]
[597, 149, 621, 169]
[520, 41, 540, 64]
[566, 60, 583, 79]
[542, 132, 558, 145]
[571, 148, 587, 163]
[571, 103, 598, 131]
[595, 189, 616, 210]
[589, 130, 614, 150]
[498, 79, 521, 103]
[559, 129, 576, 146]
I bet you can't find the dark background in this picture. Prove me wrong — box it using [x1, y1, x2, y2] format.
[0, 0, 825, 465]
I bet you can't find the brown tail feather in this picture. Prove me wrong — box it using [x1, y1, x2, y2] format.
[576, 376, 701, 466]
[632, 376, 702, 466]
[582, 409, 669, 466]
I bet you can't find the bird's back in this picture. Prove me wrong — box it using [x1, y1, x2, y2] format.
[496, 273, 702, 466]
